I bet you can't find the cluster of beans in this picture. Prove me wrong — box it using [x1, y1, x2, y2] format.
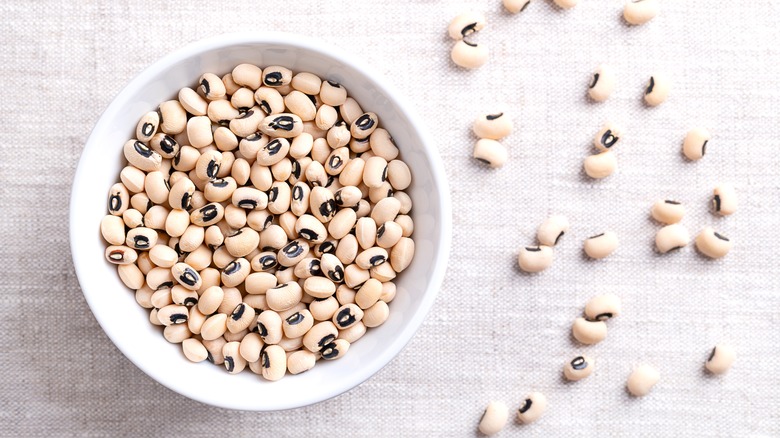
[472, 113, 513, 168]
[100, 64, 416, 380]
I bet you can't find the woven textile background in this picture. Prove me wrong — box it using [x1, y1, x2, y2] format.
[1, 0, 779, 436]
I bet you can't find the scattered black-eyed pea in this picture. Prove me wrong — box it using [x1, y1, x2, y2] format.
[537, 215, 569, 247]
[266, 282, 303, 312]
[204, 177, 237, 203]
[190, 203, 224, 227]
[229, 88, 255, 112]
[182, 338, 208, 363]
[149, 244, 178, 269]
[355, 278, 382, 309]
[355, 217, 378, 250]
[221, 258, 251, 288]
[257, 310, 283, 345]
[517, 392, 547, 424]
[227, 302, 256, 334]
[394, 192, 412, 215]
[584, 293, 621, 321]
[583, 150, 617, 179]
[143, 205, 169, 231]
[149, 308, 163, 326]
[336, 235, 359, 266]
[593, 122, 623, 151]
[473, 139, 508, 168]
[332, 303, 363, 330]
[503, 0, 530, 13]
[517, 245, 553, 273]
[130, 192, 153, 214]
[334, 185, 363, 208]
[107, 182, 129, 216]
[712, 183, 737, 216]
[651, 200, 685, 224]
[262, 65, 292, 87]
[319, 254, 344, 284]
[310, 296, 340, 321]
[626, 364, 660, 397]
[135, 285, 154, 309]
[386, 160, 411, 191]
[683, 127, 711, 161]
[451, 40, 488, 69]
[339, 320, 367, 343]
[222, 341, 246, 374]
[178, 87, 208, 116]
[355, 247, 389, 270]
[363, 156, 388, 189]
[287, 350, 317, 374]
[473, 113, 513, 140]
[150, 288, 173, 309]
[259, 344, 287, 381]
[186, 116, 214, 149]
[207, 99, 240, 125]
[231, 64, 263, 90]
[309, 187, 337, 223]
[395, 215, 414, 238]
[171, 285, 198, 307]
[588, 65, 616, 102]
[319, 80, 348, 106]
[339, 158, 365, 187]
[303, 276, 337, 299]
[572, 317, 607, 345]
[705, 344, 735, 375]
[655, 223, 690, 253]
[291, 71, 321, 95]
[390, 237, 415, 273]
[146, 267, 174, 290]
[278, 239, 310, 267]
[448, 11, 486, 40]
[254, 87, 285, 115]
[328, 208, 357, 240]
[623, 0, 659, 25]
[583, 231, 619, 259]
[260, 224, 289, 250]
[477, 401, 508, 436]
[164, 209, 190, 237]
[188, 306, 207, 335]
[695, 227, 733, 259]
[564, 355, 595, 381]
[200, 313, 228, 341]
[326, 121, 351, 148]
[350, 113, 379, 140]
[371, 197, 401, 224]
[644, 73, 670, 107]
[179, 224, 206, 252]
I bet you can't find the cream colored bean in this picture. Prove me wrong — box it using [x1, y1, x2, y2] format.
[334, 234, 357, 266]
[537, 215, 569, 246]
[572, 317, 607, 345]
[259, 113, 304, 138]
[370, 262, 397, 282]
[369, 128, 399, 161]
[239, 332, 264, 363]
[135, 111, 159, 143]
[202, 337, 227, 365]
[221, 341, 246, 374]
[190, 203, 224, 227]
[195, 150, 222, 182]
[705, 344, 735, 375]
[380, 281, 396, 303]
[350, 112, 378, 140]
[222, 227, 259, 258]
[231, 158, 251, 185]
[517, 392, 547, 424]
[564, 355, 595, 381]
[335, 285, 356, 306]
[583, 150, 617, 179]
[207, 99, 239, 125]
[321, 338, 349, 360]
[217, 287, 243, 315]
[362, 300, 389, 328]
[683, 127, 711, 161]
[262, 66, 292, 87]
[257, 310, 283, 345]
[136, 252, 155, 275]
[146, 267, 174, 290]
[624, 0, 659, 25]
[171, 284, 198, 307]
[187, 306, 207, 334]
[230, 88, 255, 112]
[163, 323, 192, 344]
[276, 239, 309, 267]
[271, 157, 292, 182]
[695, 227, 733, 259]
[326, 121, 351, 148]
[171, 262, 202, 290]
[120, 166, 146, 193]
[144, 171, 169, 205]
[182, 338, 208, 363]
[354, 199, 371, 219]
[451, 41, 488, 69]
[325, 147, 349, 176]
[448, 11, 486, 40]
[517, 245, 553, 273]
[315, 104, 338, 131]
[260, 224, 288, 250]
[651, 200, 685, 224]
[584, 293, 621, 321]
[583, 231, 619, 259]
[328, 208, 357, 240]
[354, 278, 382, 310]
[371, 197, 401, 225]
[105, 245, 137, 265]
[503, 0, 530, 13]
[149, 308, 162, 326]
[199, 268, 220, 292]
[712, 183, 737, 216]
[588, 65, 616, 102]
[221, 258, 251, 287]
[302, 276, 336, 300]
[473, 139, 507, 168]
[126, 227, 158, 250]
[309, 296, 339, 321]
[178, 87, 208, 116]
[143, 205, 169, 230]
[266, 282, 303, 312]
[473, 113, 513, 140]
[101, 215, 126, 245]
[655, 224, 690, 253]
[260, 344, 287, 381]
[287, 350, 316, 374]
[339, 158, 366, 187]
[130, 192, 152, 214]
[333, 186, 361, 209]
[319, 80, 348, 106]
[390, 237, 414, 272]
[309, 187, 337, 223]
[344, 265, 369, 288]
[107, 182, 130, 216]
[284, 90, 317, 121]
[478, 401, 508, 436]
[266, 181, 291, 215]
[157, 304, 189, 326]
[159, 100, 187, 135]
[228, 107, 264, 138]
[303, 321, 338, 353]
[554, 0, 578, 8]
[627, 364, 660, 397]
[198, 73, 226, 100]
[594, 122, 623, 151]
[173, 145, 200, 172]
[253, 87, 284, 116]
[227, 302, 256, 334]
[291, 71, 322, 95]
[282, 309, 314, 338]
[179, 224, 205, 252]
[186, 116, 213, 149]
[384, 160, 411, 192]
[395, 214, 414, 237]
[644, 73, 671, 106]
[224, 204, 247, 229]
[355, 217, 377, 250]
[355, 247, 388, 270]
[231, 64, 263, 90]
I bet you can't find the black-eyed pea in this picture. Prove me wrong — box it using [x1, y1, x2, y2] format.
[189, 202, 224, 227]
[271, 158, 292, 182]
[105, 245, 137, 265]
[227, 106, 263, 138]
[260, 344, 287, 381]
[217, 287, 243, 316]
[142, 172, 168, 206]
[120, 166, 146, 194]
[167, 177, 195, 211]
[389, 237, 414, 273]
[368, 129, 399, 160]
[203, 177, 237, 203]
[623, 0, 659, 25]
[338, 158, 365, 188]
[310, 296, 339, 321]
[182, 338, 208, 363]
[101, 215, 126, 245]
[194, 150, 222, 182]
[221, 341, 246, 374]
[253, 87, 284, 115]
[107, 182, 130, 216]
[221, 258, 251, 288]
[313, 239, 338, 258]
[302, 321, 338, 354]
[198, 73, 226, 100]
[309, 187, 337, 223]
[124, 140, 163, 173]
[362, 300, 389, 328]
[583, 151, 617, 179]
[339, 321, 366, 343]
[395, 215, 414, 238]
[130, 192, 153, 215]
[473, 139, 508, 168]
[583, 232, 619, 259]
[370, 262, 397, 282]
[230, 87, 255, 112]
[239, 332, 264, 363]
[244, 272, 277, 296]
[277, 239, 310, 268]
[355, 247, 387, 270]
[178, 87, 208, 116]
[249, 163, 273, 193]
[712, 183, 737, 216]
[695, 227, 733, 259]
[246, 210, 273, 233]
[355, 217, 377, 250]
[136, 252, 155, 275]
[150, 288, 173, 309]
[231, 63, 263, 90]
[384, 161, 411, 192]
[266, 282, 303, 312]
[362, 156, 388, 189]
[564, 355, 595, 381]
[380, 281, 397, 303]
[292, 214, 324, 244]
[202, 336, 227, 365]
[517, 392, 547, 424]
[261, 65, 291, 87]
[303, 276, 336, 299]
[278, 211, 297, 240]
[188, 306, 207, 334]
[319, 80, 348, 107]
[478, 401, 508, 436]
[503, 0, 531, 14]
[291, 71, 322, 95]
[537, 215, 570, 247]
[335, 285, 356, 306]
[325, 148, 349, 177]
[594, 122, 623, 151]
[305, 161, 328, 188]
[159, 100, 187, 135]
[126, 227, 158, 251]
[224, 327, 249, 343]
[354, 278, 382, 310]
[135, 285, 154, 309]
[171, 262, 202, 290]
[447, 11, 486, 40]
[651, 200, 685, 224]
[186, 116, 213, 149]
[336, 234, 359, 266]
[260, 224, 288, 250]
[227, 302, 256, 334]
[371, 198, 401, 225]
[626, 364, 660, 397]
[207, 99, 240, 126]
[705, 344, 735, 375]
[173, 145, 200, 173]
[211, 246, 233, 269]
[239, 133, 268, 163]
[143, 205, 169, 231]
[473, 113, 513, 140]
[255, 138, 290, 167]
[353, 199, 371, 219]
[179, 224, 205, 252]
[224, 204, 247, 230]
[368, 182, 394, 204]
[572, 317, 607, 345]
[259, 113, 304, 138]
[683, 127, 711, 161]
[283, 90, 317, 121]
[334, 185, 362, 208]
[349, 112, 378, 140]
[231, 158, 251, 186]
[588, 65, 616, 102]
[320, 253, 345, 284]
[257, 310, 283, 345]
[157, 304, 189, 326]
[227, 187, 267, 212]
[163, 323, 191, 344]
[222, 227, 259, 258]
[584, 293, 621, 321]
[327, 209, 356, 240]
[287, 350, 316, 375]
[149, 308, 163, 326]
[344, 264, 370, 289]
[164, 209, 189, 238]
[171, 284, 198, 307]
[332, 303, 363, 330]
[655, 224, 690, 253]
[147, 266, 175, 290]
[314, 104, 338, 131]
[282, 309, 314, 338]
[321, 338, 350, 360]
[198, 268, 220, 292]
[288, 182, 310, 217]
[267, 181, 292, 215]
[451, 40, 488, 69]
[517, 245, 553, 273]
[644, 73, 671, 106]
[393, 192, 412, 215]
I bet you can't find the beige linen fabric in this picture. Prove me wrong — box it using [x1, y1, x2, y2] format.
[1, 0, 779, 436]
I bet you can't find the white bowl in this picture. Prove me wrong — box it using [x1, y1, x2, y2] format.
[69, 32, 451, 411]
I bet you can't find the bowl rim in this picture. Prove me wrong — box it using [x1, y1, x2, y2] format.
[69, 31, 452, 410]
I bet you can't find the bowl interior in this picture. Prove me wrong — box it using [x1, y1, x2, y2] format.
[70, 33, 450, 411]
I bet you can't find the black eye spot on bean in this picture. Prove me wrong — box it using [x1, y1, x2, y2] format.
[171, 313, 188, 324]
[714, 232, 729, 242]
[264, 215, 273, 228]
[594, 312, 612, 321]
[224, 261, 241, 276]
[180, 268, 199, 286]
[554, 231, 565, 245]
[180, 192, 191, 210]
[664, 200, 680, 205]
[328, 155, 343, 170]
[463, 40, 478, 48]
[265, 72, 283, 85]
[200, 78, 210, 95]
[266, 139, 283, 155]
[142, 122, 154, 136]
[518, 399, 533, 414]
[571, 356, 588, 370]
[207, 160, 220, 179]
[108, 250, 124, 261]
[238, 199, 257, 209]
[355, 114, 375, 131]
[134, 141, 153, 158]
[183, 297, 198, 306]
[224, 356, 235, 372]
[258, 323, 268, 337]
[200, 205, 218, 222]
[461, 22, 478, 37]
[336, 308, 356, 328]
[645, 77, 655, 95]
[270, 115, 295, 131]
[381, 166, 388, 182]
[109, 194, 122, 212]
[701, 140, 708, 156]
[476, 158, 491, 165]
[291, 161, 301, 178]
[486, 113, 504, 120]
[299, 228, 318, 241]
[525, 246, 541, 252]
[319, 242, 336, 254]
[306, 94, 317, 105]
[286, 312, 305, 325]
[707, 347, 717, 362]
[327, 80, 341, 87]
[319, 200, 337, 218]
[589, 73, 600, 88]
[211, 179, 229, 188]
[158, 281, 174, 290]
[231, 304, 246, 321]
[258, 100, 271, 113]
[588, 233, 605, 240]
[601, 130, 618, 148]
[329, 265, 344, 282]
[259, 255, 277, 269]
[325, 175, 335, 188]
[320, 342, 339, 359]
[283, 241, 304, 258]
[712, 195, 722, 212]
[134, 235, 150, 249]
[292, 185, 303, 201]
[369, 255, 386, 266]
[268, 187, 279, 202]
